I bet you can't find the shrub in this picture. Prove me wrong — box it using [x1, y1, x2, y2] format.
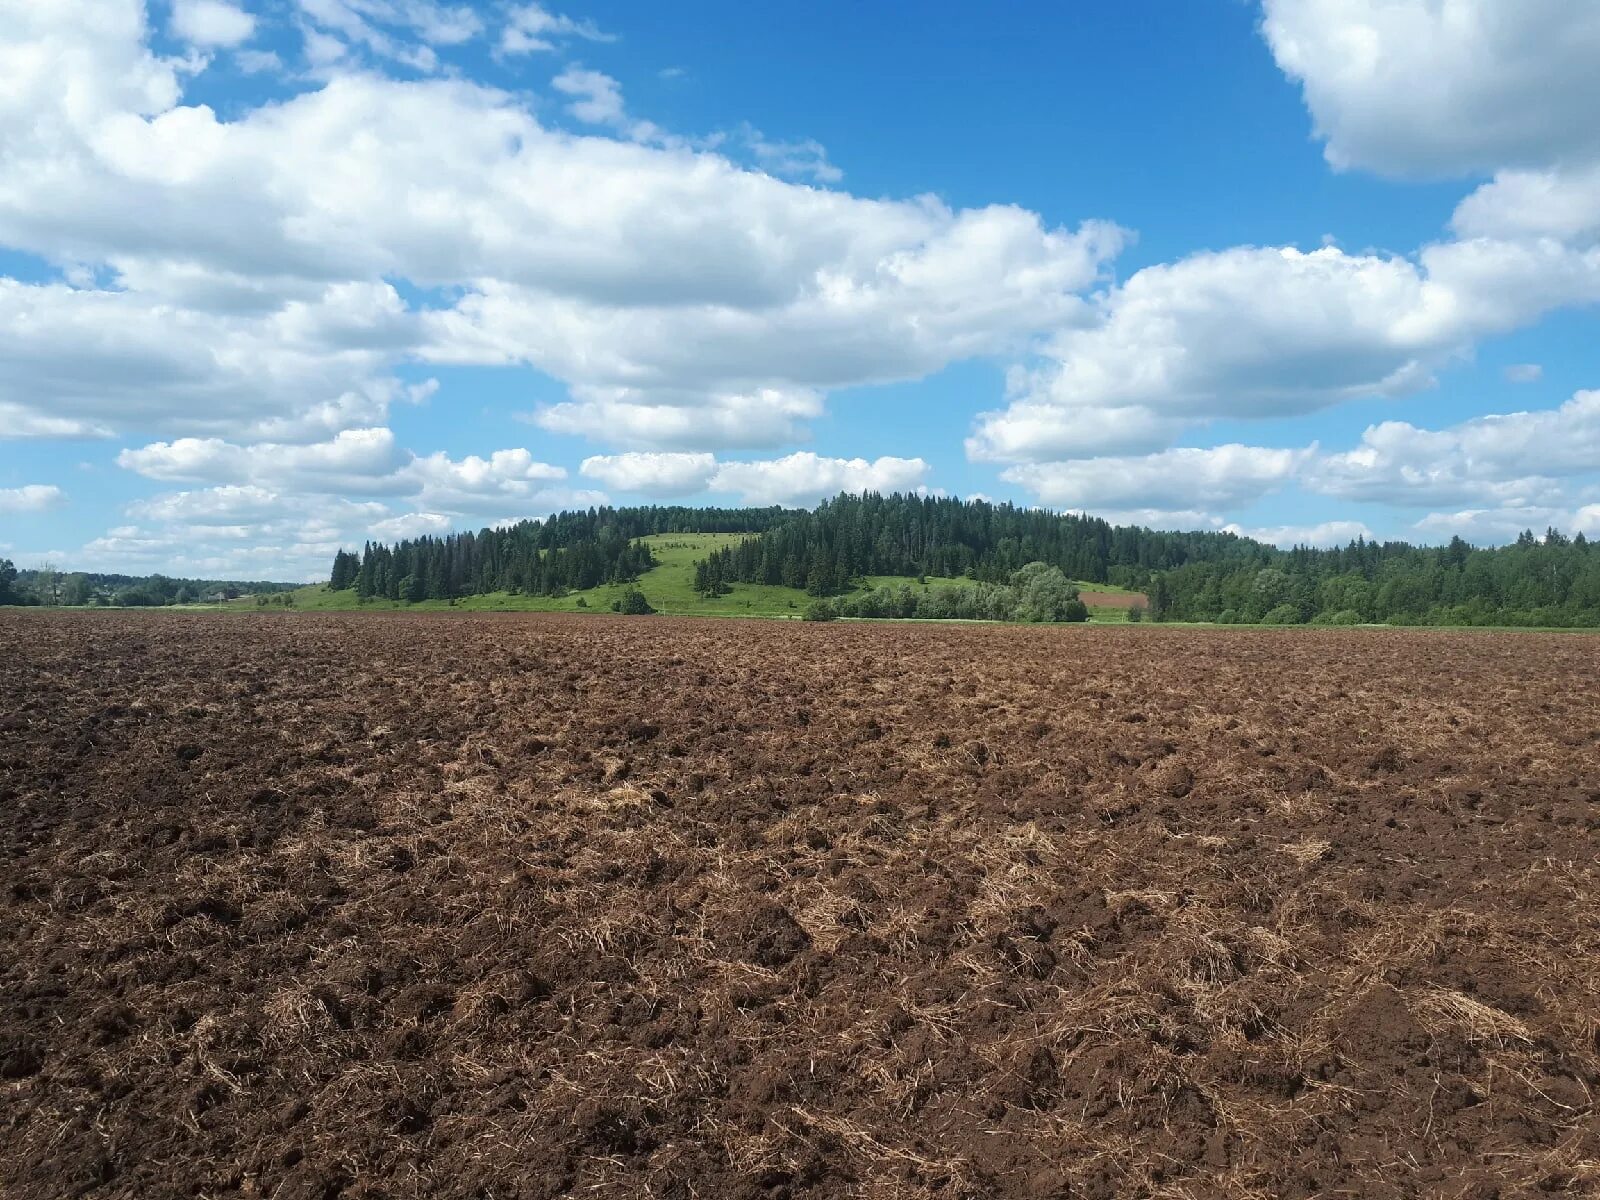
[1126, 603, 1145, 623]
[1010, 562, 1084, 622]
[1216, 609, 1239, 625]
[1262, 603, 1303, 625]
[617, 588, 656, 615]
[802, 599, 837, 622]
[1314, 608, 1362, 625]
[574, 597, 587, 608]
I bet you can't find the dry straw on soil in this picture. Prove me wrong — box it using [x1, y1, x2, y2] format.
[2, 612, 1597, 1199]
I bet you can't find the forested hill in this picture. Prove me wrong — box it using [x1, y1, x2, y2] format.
[697, 495, 1600, 625]
[334, 494, 1263, 605]
[335, 494, 1600, 627]
[691, 492, 1258, 594]
[332, 504, 799, 602]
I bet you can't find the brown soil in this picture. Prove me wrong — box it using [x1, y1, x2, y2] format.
[1076, 591, 1147, 610]
[2, 612, 1598, 1200]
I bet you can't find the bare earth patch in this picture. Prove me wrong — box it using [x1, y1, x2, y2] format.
[2, 612, 1597, 1199]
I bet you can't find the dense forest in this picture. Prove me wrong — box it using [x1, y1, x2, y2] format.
[1147, 530, 1600, 627]
[689, 495, 1600, 626]
[0, 560, 296, 607]
[332, 494, 1600, 627]
[332, 505, 797, 602]
[692, 493, 1256, 595]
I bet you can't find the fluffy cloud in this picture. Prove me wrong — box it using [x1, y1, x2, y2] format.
[0, 403, 115, 440]
[499, 3, 612, 56]
[95, 475, 608, 582]
[127, 483, 385, 526]
[968, 240, 1600, 461]
[292, 0, 483, 72]
[967, 399, 1186, 462]
[118, 428, 409, 492]
[72, 521, 350, 581]
[1002, 389, 1600, 545]
[1222, 520, 1373, 549]
[1000, 444, 1311, 511]
[1261, 0, 1600, 177]
[368, 511, 453, 540]
[0, 3, 1122, 450]
[116, 429, 589, 514]
[531, 387, 823, 451]
[709, 453, 932, 507]
[1307, 390, 1600, 507]
[0, 280, 413, 441]
[972, 245, 1445, 461]
[735, 123, 842, 184]
[170, 0, 257, 48]
[575, 449, 932, 504]
[402, 449, 592, 513]
[419, 207, 1121, 444]
[962, 5, 1600, 477]
[1452, 163, 1600, 244]
[0, 484, 67, 514]
[11, 0, 1600, 574]
[580, 452, 718, 496]
[72, 484, 397, 579]
[552, 66, 626, 126]
[1414, 505, 1600, 544]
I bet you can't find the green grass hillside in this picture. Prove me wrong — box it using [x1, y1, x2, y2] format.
[254, 533, 1147, 621]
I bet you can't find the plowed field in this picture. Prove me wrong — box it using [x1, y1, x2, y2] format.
[2, 612, 1597, 1199]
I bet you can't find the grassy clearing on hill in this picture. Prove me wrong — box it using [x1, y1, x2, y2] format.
[245, 532, 1147, 620]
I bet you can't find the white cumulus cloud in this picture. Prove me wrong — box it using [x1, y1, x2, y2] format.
[1307, 390, 1600, 508]
[0, 4, 1124, 452]
[968, 241, 1600, 461]
[0, 484, 67, 514]
[1261, 0, 1600, 177]
[115, 429, 587, 515]
[368, 511, 454, 539]
[1222, 520, 1374, 549]
[580, 452, 719, 496]
[1000, 445, 1312, 511]
[709, 453, 932, 507]
[552, 66, 627, 126]
[170, 0, 257, 48]
[1414, 505, 1600, 545]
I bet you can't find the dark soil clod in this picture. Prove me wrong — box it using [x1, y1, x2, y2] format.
[1, 612, 1596, 1199]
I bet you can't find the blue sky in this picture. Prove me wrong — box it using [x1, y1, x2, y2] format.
[2, 0, 1599, 579]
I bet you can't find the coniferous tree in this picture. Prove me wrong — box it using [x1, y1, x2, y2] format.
[329, 550, 359, 590]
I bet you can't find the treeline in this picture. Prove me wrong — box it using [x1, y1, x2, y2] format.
[0, 561, 295, 607]
[334, 493, 1600, 628]
[696, 496, 1600, 626]
[808, 563, 1091, 623]
[330, 505, 798, 600]
[1148, 530, 1600, 627]
[689, 493, 1256, 596]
